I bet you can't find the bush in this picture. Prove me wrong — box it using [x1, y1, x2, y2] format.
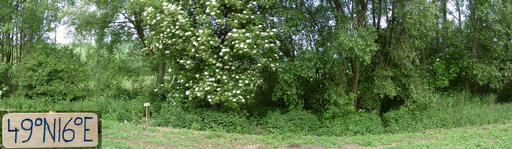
[154, 105, 253, 134]
[0, 63, 10, 97]
[154, 107, 385, 136]
[260, 110, 320, 135]
[155, 107, 323, 135]
[153, 104, 202, 129]
[0, 97, 147, 122]
[14, 44, 88, 101]
[197, 109, 252, 133]
[98, 98, 146, 122]
[84, 43, 153, 100]
[383, 103, 512, 133]
[316, 112, 384, 136]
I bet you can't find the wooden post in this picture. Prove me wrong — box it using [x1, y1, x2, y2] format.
[143, 102, 150, 149]
[144, 102, 150, 122]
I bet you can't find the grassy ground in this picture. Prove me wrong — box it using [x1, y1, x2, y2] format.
[2, 102, 512, 149]
[102, 120, 512, 149]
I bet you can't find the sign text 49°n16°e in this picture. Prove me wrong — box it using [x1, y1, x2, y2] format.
[2, 112, 99, 148]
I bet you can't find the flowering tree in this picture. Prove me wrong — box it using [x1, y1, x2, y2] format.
[143, 0, 280, 109]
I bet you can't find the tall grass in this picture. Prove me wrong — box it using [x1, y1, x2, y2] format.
[2, 91, 512, 137]
[0, 97, 151, 123]
[383, 91, 512, 133]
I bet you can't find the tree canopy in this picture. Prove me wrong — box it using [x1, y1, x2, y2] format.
[0, 0, 511, 114]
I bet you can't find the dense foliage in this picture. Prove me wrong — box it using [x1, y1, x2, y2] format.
[0, 0, 511, 138]
[14, 44, 88, 101]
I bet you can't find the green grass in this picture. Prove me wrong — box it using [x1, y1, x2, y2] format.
[2, 97, 512, 148]
[4, 116, 510, 148]
[101, 119, 512, 149]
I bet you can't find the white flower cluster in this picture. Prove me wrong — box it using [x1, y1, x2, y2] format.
[144, 1, 281, 108]
[205, 0, 219, 16]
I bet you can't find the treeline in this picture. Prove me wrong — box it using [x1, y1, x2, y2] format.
[0, 0, 511, 116]
[0, 1, 59, 96]
[139, 0, 512, 114]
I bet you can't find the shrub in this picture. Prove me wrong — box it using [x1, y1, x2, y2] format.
[155, 108, 384, 136]
[98, 98, 146, 122]
[260, 110, 320, 135]
[14, 44, 88, 101]
[383, 103, 512, 133]
[154, 105, 254, 133]
[84, 43, 153, 101]
[0, 97, 147, 122]
[0, 63, 10, 97]
[498, 82, 512, 103]
[316, 112, 384, 136]
[153, 104, 202, 129]
[197, 109, 252, 133]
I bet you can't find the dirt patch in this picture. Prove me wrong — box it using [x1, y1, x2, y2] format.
[243, 143, 353, 149]
[426, 135, 438, 140]
[302, 145, 328, 149]
[371, 135, 439, 149]
[237, 144, 271, 149]
[288, 143, 302, 148]
[339, 143, 373, 149]
[156, 126, 182, 132]
[477, 126, 489, 130]
[401, 135, 438, 142]
[105, 137, 176, 149]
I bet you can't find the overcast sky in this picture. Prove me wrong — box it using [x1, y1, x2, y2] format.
[55, 24, 72, 44]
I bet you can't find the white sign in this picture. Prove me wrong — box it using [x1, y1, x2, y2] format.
[2, 113, 99, 148]
[144, 103, 150, 107]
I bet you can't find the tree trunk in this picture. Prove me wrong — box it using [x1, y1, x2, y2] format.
[350, 57, 360, 108]
[441, 0, 448, 53]
[471, 34, 479, 57]
[469, 0, 480, 58]
[468, 0, 479, 93]
[456, 0, 463, 27]
[376, 0, 383, 33]
[133, 12, 147, 48]
[350, 0, 367, 110]
[387, 1, 396, 49]
[0, 36, 3, 63]
[421, 48, 427, 73]
[8, 32, 12, 67]
[128, 10, 166, 96]
[371, 0, 377, 29]
[19, 29, 24, 65]
[156, 62, 165, 85]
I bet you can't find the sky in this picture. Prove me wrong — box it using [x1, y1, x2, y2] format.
[55, 24, 72, 44]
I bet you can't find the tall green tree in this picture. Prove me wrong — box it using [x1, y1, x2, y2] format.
[0, 0, 60, 95]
